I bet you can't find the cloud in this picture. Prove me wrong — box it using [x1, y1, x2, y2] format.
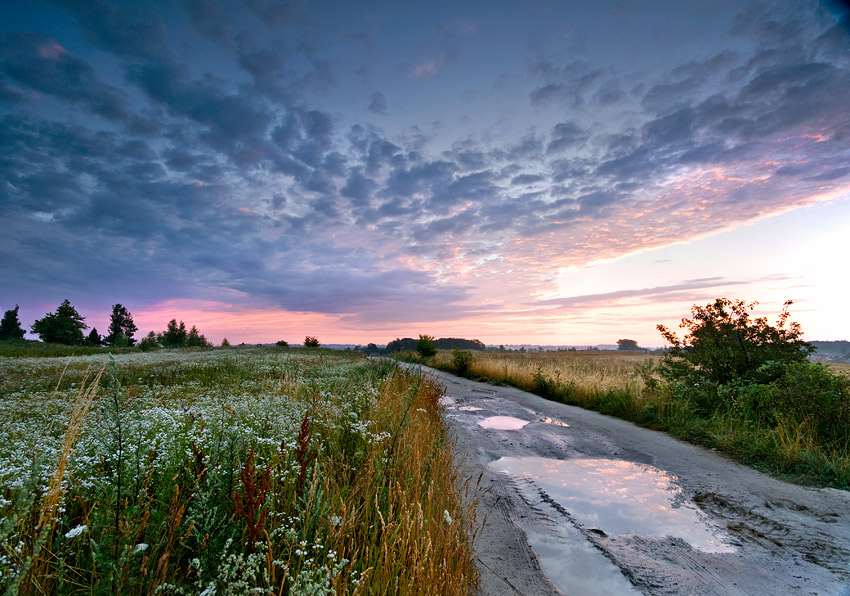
[368, 92, 387, 114]
[0, 32, 130, 121]
[401, 50, 458, 78]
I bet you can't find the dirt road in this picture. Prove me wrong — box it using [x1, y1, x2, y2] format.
[410, 364, 850, 596]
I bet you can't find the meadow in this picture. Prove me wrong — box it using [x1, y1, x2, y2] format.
[417, 349, 850, 489]
[0, 348, 477, 594]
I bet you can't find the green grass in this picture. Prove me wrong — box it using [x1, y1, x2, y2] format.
[0, 348, 477, 594]
[411, 349, 850, 490]
[0, 339, 143, 359]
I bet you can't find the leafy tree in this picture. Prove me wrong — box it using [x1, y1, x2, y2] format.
[657, 299, 813, 385]
[416, 334, 437, 358]
[139, 331, 160, 351]
[0, 305, 26, 341]
[31, 299, 88, 345]
[160, 319, 188, 348]
[221, 337, 230, 347]
[276, 340, 289, 348]
[304, 336, 320, 348]
[186, 325, 211, 347]
[86, 327, 102, 347]
[617, 339, 640, 352]
[106, 304, 137, 346]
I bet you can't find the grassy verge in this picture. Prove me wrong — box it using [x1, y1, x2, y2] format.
[0, 339, 143, 358]
[405, 349, 850, 490]
[0, 348, 477, 594]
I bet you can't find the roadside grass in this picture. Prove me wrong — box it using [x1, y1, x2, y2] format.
[0, 340, 142, 359]
[409, 350, 850, 490]
[0, 348, 477, 594]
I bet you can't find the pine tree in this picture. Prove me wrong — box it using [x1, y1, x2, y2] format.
[0, 305, 26, 341]
[106, 304, 138, 346]
[160, 319, 188, 348]
[31, 299, 88, 345]
[86, 327, 102, 346]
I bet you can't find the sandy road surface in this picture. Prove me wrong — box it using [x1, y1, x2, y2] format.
[407, 364, 850, 596]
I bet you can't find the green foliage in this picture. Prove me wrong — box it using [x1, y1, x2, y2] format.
[658, 299, 813, 387]
[304, 336, 320, 348]
[451, 349, 474, 377]
[159, 319, 188, 348]
[616, 338, 640, 351]
[0, 349, 477, 593]
[86, 327, 102, 346]
[106, 304, 137, 346]
[186, 325, 211, 347]
[221, 337, 231, 347]
[139, 331, 159, 351]
[275, 339, 289, 348]
[416, 334, 437, 358]
[0, 305, 26, 341]
[30, 299, 88, 345]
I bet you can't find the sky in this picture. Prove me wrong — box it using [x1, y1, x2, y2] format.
[1, 0, 849, 347]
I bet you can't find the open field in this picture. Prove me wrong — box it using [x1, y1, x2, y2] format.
[0, 348, 476, 594]
[413, 349, 850, 489]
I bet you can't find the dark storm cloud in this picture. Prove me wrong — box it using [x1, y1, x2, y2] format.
[0, 32, 130, 121]
[52, 0, 167, 59]
[183, 0, 230, 45]
[3, 0, 850, 328]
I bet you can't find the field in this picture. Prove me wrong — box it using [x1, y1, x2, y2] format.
[0, 348, 477, 594]
[419, 349, 850, 489]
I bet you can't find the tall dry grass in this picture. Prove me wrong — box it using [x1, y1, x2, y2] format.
[430, 349, 657, 401]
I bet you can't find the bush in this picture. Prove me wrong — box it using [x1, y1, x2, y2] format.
[656, 299, 850, 448]
[416, 335, 437, 358]
[657, 299, 813, 386]
[451, 349, 474, 376]
[304, 336, 320, 348]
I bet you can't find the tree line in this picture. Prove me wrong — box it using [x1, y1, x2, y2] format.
[0, 300, 213, 349]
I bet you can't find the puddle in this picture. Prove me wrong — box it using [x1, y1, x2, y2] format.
[478, 416, 529, 430]
[491, 457, 735, 554]
[538, 416, 570, 427]
[524, 525, 639, 596]
[458, 406, 483, 411]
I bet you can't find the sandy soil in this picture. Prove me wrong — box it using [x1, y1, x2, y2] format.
[408, 364, 850, 596]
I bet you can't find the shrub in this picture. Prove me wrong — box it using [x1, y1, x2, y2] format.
[304, 336, 320, 348]
[451, 349, 474, 376]
[416, 334, 437, 358]
[657, 299, 813, 386]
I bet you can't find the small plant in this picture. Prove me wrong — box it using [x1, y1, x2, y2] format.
[416, 334, 437, 358]
[451, 349, 474, 377]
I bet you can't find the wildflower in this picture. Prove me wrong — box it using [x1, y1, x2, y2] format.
[443, 510, 453, 525]
[64, 524, 87, 539]
[133, 543, 149, 555]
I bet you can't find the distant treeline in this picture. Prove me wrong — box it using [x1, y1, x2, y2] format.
[383, 337, 486, 353]
[810, 340, 850, 362]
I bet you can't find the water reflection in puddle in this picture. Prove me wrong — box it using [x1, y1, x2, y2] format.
[491, 457, 735, 553]
[478, 416, 529, 430]
[538, 416, 569, 427]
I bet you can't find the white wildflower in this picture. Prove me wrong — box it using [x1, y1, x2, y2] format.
[443, 510, 453, 525]
[64, 524, 87, 539]
[133, 543, 149, 555]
